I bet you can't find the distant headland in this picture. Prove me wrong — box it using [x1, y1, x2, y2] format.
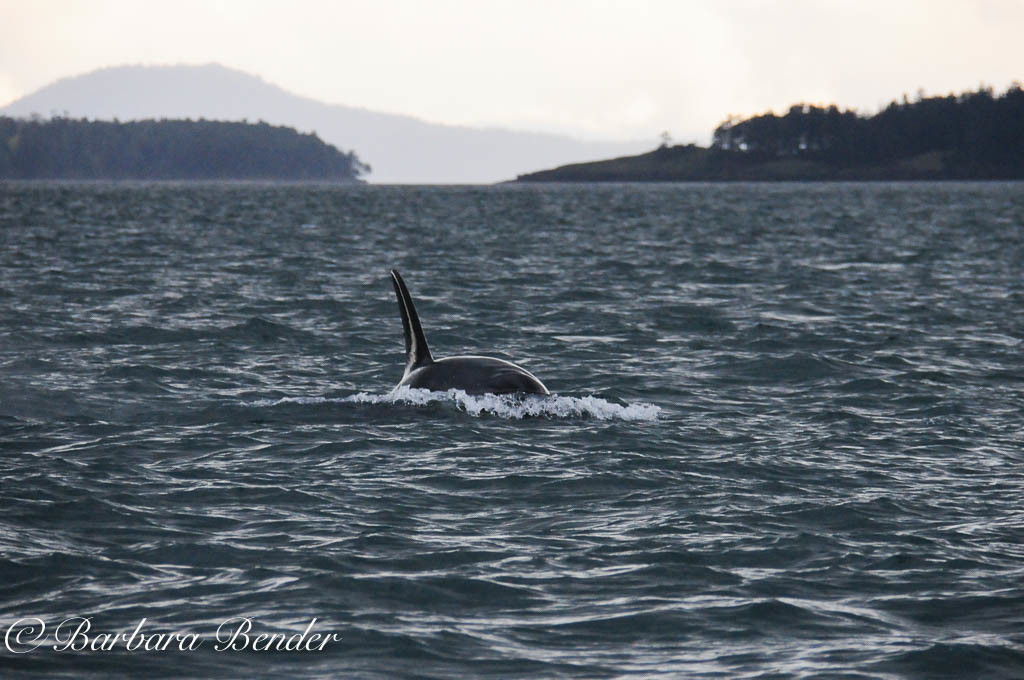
[516, 84, 1024, 182]
[0, 116, 368, 181]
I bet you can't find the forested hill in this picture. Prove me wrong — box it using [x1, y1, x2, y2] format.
[518, 85, 1024, 182]
[711, 85, 1023, 171]
[0, 117, 369, 181]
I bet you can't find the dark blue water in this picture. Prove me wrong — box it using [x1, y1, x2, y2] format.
[1, 182, 1023, 678]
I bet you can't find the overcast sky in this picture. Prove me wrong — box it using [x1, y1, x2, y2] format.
[2, 0, 1022, 143]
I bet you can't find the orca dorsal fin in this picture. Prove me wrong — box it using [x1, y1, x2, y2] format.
[390, 269, 434, 373]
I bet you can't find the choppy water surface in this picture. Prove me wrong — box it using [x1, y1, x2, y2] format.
[1, 182, 1023, 678]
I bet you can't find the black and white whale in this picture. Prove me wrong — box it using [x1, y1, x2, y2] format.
[389, 270, 550, 396]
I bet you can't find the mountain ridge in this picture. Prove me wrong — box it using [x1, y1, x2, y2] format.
[1, 64, 649, 183]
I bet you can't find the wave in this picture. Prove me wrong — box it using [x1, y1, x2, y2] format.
[47, 317, 314, 347]
[248, 387, 661, 421]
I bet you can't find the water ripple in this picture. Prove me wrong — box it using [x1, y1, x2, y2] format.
[2, 182, 1023, 678]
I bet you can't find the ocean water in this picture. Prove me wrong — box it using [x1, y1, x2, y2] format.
[1, 181, 1023, 679]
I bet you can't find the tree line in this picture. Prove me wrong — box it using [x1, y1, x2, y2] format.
[0, 117, 369, 181]
[711, 84, 1024, 176]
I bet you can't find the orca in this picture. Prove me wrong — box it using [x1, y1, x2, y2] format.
[389, 270, 550, 396]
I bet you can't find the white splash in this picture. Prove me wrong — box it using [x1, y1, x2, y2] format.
[249, 388, 661, 421]
[354, 387, 660, 421]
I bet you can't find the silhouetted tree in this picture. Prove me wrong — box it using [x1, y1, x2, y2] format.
[710, 84, 1024, 177]
[0, 117, 369, 181]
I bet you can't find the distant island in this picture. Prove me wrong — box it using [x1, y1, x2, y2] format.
[517, 85, 1024, 182]
[0, 116, 368, 181]
[0, 64, 648, 183]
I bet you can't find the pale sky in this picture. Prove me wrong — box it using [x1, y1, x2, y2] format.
[1, 0, 1022, 143]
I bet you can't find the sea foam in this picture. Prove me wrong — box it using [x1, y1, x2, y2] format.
[250, 387, 661, 421]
